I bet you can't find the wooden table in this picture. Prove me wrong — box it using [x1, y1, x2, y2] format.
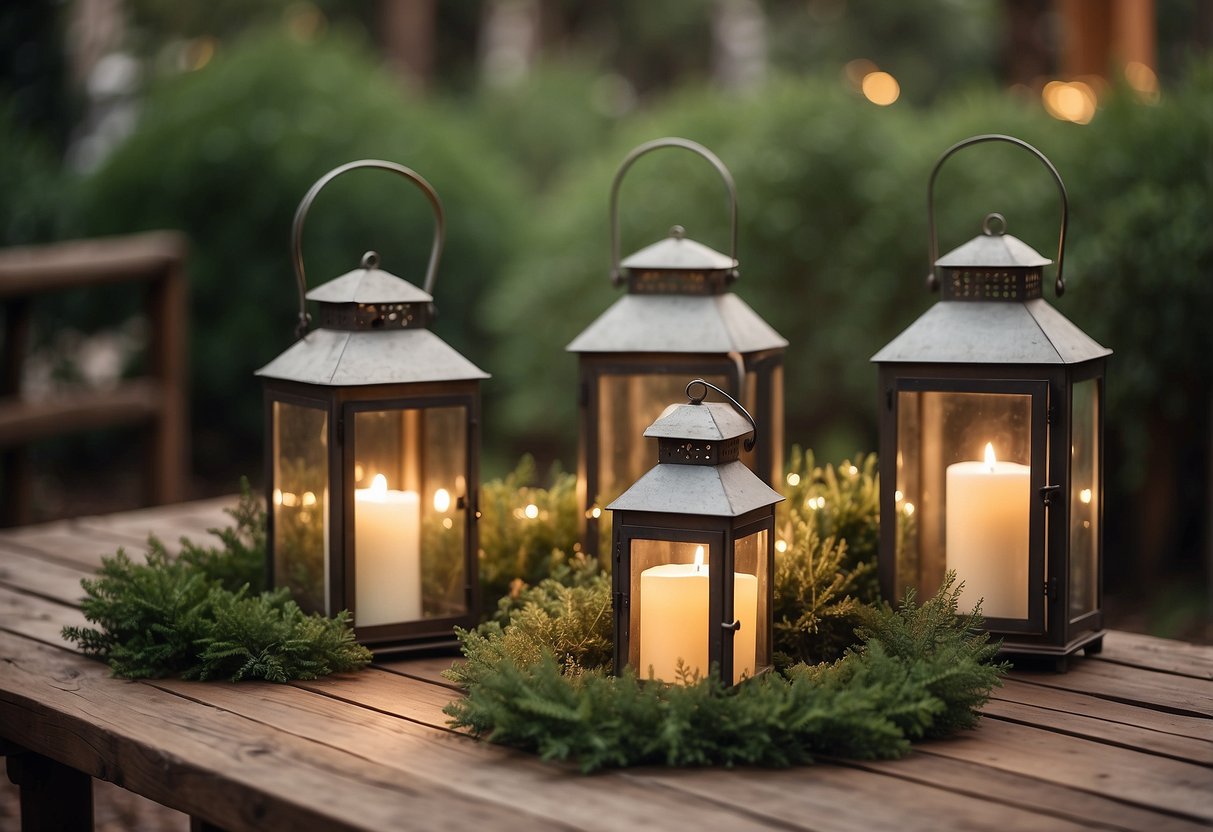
[0, 499, 1210, 831]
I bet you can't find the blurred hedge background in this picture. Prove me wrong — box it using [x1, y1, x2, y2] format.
[1, 0, 1210, 639]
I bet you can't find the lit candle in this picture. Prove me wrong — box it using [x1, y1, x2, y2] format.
[354, 474, 421, 626]
[945, 443, 1030, 619]
[638, 546, 758, 683]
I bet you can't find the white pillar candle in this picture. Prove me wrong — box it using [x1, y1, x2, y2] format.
[638, 546, 758, 684]
[946, 443, 1030, 620]
[354, 474, 421, 627]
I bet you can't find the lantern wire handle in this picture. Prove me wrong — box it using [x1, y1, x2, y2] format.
[926, 134, 1068, 297]
[290, 159, 446, 339]
[686, 378, 756, 453]
[608, 137, 739, 287]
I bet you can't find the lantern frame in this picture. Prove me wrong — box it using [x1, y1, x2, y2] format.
[873, 135, 1109, 665]
[609, 379, 783, 686]
[258, 160, 486, 653]
[570, 138, 787, 556]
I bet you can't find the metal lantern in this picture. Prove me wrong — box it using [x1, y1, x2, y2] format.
[569, 137, 787, 556]
[609, 379, 783, 686]
[256, 160, 487, 653]
[873, 135, 1109, 666]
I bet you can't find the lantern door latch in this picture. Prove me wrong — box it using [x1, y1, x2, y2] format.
[722, 619, 741, 632]
[1039, 484, 1061, 506]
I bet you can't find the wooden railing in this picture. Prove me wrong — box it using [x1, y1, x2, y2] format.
[0, 232, 189, 526]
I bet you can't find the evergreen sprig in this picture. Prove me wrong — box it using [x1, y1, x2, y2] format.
[444, 574, 1006, 773]
[62, 483, 371, 681]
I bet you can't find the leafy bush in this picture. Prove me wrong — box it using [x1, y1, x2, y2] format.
[79, 26, 526, 472]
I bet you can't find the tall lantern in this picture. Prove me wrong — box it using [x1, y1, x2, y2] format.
[257, 160, 487, 653]
[609, 379, 783, 686]
[569, 138, 787, 556]
[873, 135, 1109, 666]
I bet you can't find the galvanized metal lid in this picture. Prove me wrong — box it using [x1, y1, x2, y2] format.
[256, 327, 489, 385]
[606, 460, 783, 517]
[306, 262, 433, 305]
[566, 294, 787, 354]
[936, 214, 1051, 269]
[643, 400, 752, 442]
[621, 227, 737, 272]
[870, 298, 1111, 365]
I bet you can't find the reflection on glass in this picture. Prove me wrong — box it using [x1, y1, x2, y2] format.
[1069, 380, 1099, 620]
[733, 529, 768, 679]
[353, 406, 467, 627]
[897, 390, 1033, 619]
[273, 402, 328, 615]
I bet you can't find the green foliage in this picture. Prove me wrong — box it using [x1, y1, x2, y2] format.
[79, 26, 526, 470]
[772, 449, 880, 664]
[444, 573, 1005, 773]
[477, 455, 584, 606]
[62, 488, 370, 681]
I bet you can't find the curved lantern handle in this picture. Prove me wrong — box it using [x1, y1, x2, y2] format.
[926, 134, 1068, 297]
[686, 378, 756, 453]
[609, 137, 739, 287]
[290, 159, 446, 339]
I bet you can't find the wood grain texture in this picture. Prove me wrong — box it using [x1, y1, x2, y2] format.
[0, 544, 91, 605]
[1095, 630, 1213, 680]
[1009, 659, 1213, 718]
[0, 584, 87, 648]
[0, 634, 576, 832]
[152, 674, 801, 832]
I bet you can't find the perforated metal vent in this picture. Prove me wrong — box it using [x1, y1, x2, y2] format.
[657, 436, 740, 465]
[942, 268, 1042, 302]
[318, 301, 427, 331]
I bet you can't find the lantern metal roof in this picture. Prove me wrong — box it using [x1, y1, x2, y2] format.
[567, 293, 786, 354]
[608, 381, 783, 517]
[643, 400, 752, 442]
[306, 266, 433, 304]
[620, 231, 737, 271]
[873, 213, 1110, 367]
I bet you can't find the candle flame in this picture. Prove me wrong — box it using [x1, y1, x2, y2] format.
[693, 545, 705, 569]
[433, 488, 451, 513]
[370, 474, 388, 496]
[984, 442, 997, 470]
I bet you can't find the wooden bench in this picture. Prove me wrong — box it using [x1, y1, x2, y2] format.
[0, 233, 189, 527]
[0, 498, 1210, 831]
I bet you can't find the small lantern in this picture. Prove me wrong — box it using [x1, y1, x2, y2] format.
[609, 379, 783, 685]
[873, 135, 1109, 665]
[257, 160, 487, 653]
[569, 138, 787, 555]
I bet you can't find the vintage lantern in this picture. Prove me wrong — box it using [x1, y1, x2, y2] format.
[873, 135, 1109, 666]
[609, 379, 783, 685]
[569, 137, 787, 555]
[257, 160, 487, 653]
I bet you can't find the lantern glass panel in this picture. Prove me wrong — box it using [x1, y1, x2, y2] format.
[732, 528, 767, 680]
[597, 372, 729, 506]
[629, 538, 710, 683]
[896, 389, 1033, 620]
[352, 406, 468, 628]
[272, 401, 329, 616]
[1069, 379, 1100, 620]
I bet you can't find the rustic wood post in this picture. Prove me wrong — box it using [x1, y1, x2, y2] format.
[5, 750, 93, 832]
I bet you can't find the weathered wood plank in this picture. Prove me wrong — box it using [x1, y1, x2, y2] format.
[154, 673, 809, 832]
[0, 633, 576, 832]
[74, 496, 234, 545]
[981, 698, 1213, 765]
[848, 753, 1210, 832]
[0, 544, 91, 605]
[0, 584, 86, 649]
[0, 521, 133, 570]
[994, 678, 1213, 744]
[916, 717, 1213, 822]
[1095, 630, 1213, 681]
[375, 655, 462, 690]
[1010, 659, 1213, 718]
[634, 764, 1106, 832]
